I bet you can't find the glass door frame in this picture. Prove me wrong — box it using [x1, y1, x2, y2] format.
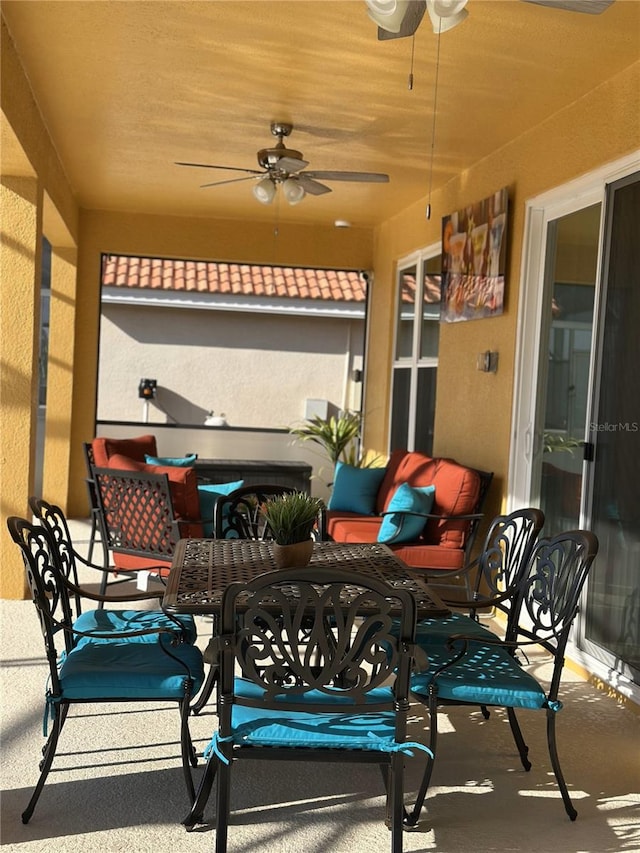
[509, 150, 640, 703]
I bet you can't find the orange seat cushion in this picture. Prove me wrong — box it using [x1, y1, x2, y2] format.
[92, 434, 157, 467]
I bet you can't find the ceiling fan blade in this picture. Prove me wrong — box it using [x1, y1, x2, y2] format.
[275, 156, 309, 173]
[520, 0, 614, 12]
[297, 176, 332, 196]
[200, 174, 263, 189]
[175, 161, 262, 176]
[304, 171, 390, 183]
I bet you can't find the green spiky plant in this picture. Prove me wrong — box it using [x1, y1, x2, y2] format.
[289, 410, 380, 468]
[262, 492, 325, 545]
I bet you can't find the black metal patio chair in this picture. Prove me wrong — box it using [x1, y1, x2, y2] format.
[406, 528, 599, 827]
[7, 515, 205, 824]
[183, 565, 430, 853]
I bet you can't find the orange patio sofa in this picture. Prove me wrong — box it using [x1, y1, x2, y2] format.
[326, 449, 492, 581]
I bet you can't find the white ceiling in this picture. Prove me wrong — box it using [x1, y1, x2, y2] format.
[2, 0, 639, 227]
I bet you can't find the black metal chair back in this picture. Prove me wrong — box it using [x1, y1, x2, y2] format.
[471, 507, 546, 619]
[29, 496, 85, 617]
[81, 441, 107, 565]
[185, 566, 421, 851]
[92, 466, 181, 563]
[214, 483, 326, 540]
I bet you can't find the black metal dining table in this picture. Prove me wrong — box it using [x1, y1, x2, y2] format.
[162, 538, 451, 619]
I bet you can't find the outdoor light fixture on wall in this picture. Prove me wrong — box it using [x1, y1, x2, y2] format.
[138, 378, 157, 399]
[138, 378, 157, 423]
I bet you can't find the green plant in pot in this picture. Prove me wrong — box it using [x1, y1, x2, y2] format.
[262, 492, 325, 568]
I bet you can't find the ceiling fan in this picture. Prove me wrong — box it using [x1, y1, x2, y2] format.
[176, 123, 389, 206]
[365, 0, 615, 40]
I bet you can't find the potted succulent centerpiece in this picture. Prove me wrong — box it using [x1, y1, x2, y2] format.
[262, 491, 325, 568]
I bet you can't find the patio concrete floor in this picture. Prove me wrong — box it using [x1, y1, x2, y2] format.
[1, 520, 639, 853]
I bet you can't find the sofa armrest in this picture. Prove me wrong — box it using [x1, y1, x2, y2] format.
[379, 510, 485, 522]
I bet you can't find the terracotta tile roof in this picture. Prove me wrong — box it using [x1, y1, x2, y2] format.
[101, 255, 366, 303]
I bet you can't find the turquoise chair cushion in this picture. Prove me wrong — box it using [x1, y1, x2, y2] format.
[410, 642, 551, 711]
[73, 609, 198, 646]
[145, 454, 197, 467]
[407, 611, 500, 652]
[58, 640, 204, 701]
[206, 678, 430, 759]
[327, 462, 387, 515]
[197, 480, 245, 536]
[377, 483, 436, 544]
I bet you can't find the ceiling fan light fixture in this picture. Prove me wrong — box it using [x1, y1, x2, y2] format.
[282, 178, 305, 206]
[426, 0, 468, 32]
[365, 0, 411, 33]
[253, 177, 276, 204]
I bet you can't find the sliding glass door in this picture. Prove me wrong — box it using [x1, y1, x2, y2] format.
[510, 156, 640, 701]
[581, 172, 640, 686]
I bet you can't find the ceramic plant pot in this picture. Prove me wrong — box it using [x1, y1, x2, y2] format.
[272, 539, 314, 569]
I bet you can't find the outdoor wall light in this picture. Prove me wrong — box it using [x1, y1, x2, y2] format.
[138, 378, 157, 399]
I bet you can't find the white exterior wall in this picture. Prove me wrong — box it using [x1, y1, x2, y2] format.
[97, 302, 364, 430]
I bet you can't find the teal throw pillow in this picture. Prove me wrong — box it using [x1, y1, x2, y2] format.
[198, 480, 244, 536]
[327, 462, 386, 515]
[377, 483, 436, 544]
[145, 453, 197, 467]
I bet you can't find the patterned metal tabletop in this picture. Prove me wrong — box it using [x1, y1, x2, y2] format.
[162, 538, 450, 617]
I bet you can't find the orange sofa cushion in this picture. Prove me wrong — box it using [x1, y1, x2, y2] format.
[374, 450, 481, 550]
[92, 434, 157, 467]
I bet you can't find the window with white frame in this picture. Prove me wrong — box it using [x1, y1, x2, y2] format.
[389, 248, 441, 455]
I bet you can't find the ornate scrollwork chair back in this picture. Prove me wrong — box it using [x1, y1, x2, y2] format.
[213, 483, 326, 541]
[184, 567, 428, 853]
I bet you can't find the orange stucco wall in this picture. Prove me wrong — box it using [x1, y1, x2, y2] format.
[366, 61, 640, 522]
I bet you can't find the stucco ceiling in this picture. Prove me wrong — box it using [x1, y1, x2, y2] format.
[2, 0, 639, 228]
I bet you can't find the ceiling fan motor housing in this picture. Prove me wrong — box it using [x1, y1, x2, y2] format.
[257, 145, 305, 171]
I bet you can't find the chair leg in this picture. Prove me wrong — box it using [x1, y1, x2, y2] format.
[506, 706, 531, 771]
[179, 696, 197, 803]
[547, 709, 578, 820]
[183, 755, 218, 829]
[389, 754, 404, 853]
[404, 689, 438, 828]
[22, 707, 64, 823]
[215, 757, 232, 853]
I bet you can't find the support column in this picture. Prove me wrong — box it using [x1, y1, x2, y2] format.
[0, 175, 42, 598]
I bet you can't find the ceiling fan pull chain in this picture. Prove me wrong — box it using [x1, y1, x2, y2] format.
[408, 34, 416, 90]
[425, 19, 442, 220]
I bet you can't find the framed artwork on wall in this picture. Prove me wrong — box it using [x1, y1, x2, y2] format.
[440, 187, 508, 322]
